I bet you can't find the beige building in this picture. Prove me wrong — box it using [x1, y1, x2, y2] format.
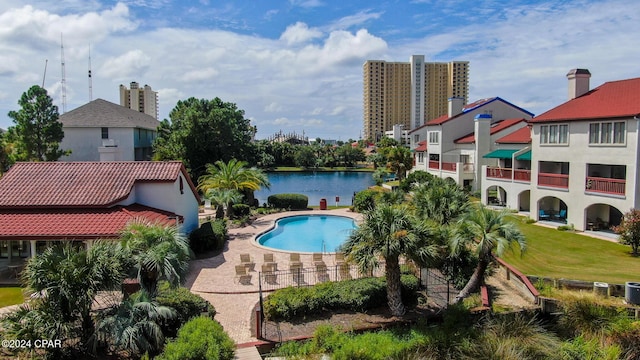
[119, 81, 158, 120]
[362, 56, 469, 141]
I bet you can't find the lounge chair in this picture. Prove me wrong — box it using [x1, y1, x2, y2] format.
[554, 209, 567, 222]
[261, 263, 277, 284]
[312, 252, 325, 266]
[235, 265, 252, 285]
[315, 263, 329, 282]
[290, 253, 301, 263]
[539, 210, 551, 220]
[335, 252, 345, 264]
[290, 262, 304, 284]
[263, 253, 275, 263]
[240, 253, 255, 271]
[338, 262, 352, 280]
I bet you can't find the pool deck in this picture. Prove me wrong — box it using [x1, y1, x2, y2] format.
[185, 208, 362, 344]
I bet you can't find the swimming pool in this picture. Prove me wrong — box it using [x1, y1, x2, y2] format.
[256, 215, 357, 253]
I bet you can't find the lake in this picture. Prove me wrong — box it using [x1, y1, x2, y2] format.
[255, 171, 375, 206]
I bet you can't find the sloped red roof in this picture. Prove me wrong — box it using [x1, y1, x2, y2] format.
[414, 140, 427, 152]
[0, 204, 178, 240]
[531, 77, 640, 123]
[0, 161, 197, 208]
[495, 126, 531, 144]
[455, 118, 526, 144]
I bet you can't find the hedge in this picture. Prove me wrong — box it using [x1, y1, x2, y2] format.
[267, 193, 308, 210]
[263, 274, 420, 321]
[352, 189, 380, 212]
[189, 219, 227, 253]
[155, 316, 235, 360]
[231, 203, 250, 217]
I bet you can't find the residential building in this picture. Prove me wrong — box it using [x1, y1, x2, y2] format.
[410, 97, 533, 191]
[0, 161, 200, 262]
[384, 124, 410, 146]
[59, 99, 160, 162]
[362, 56, 469, 141]
[119, 81, 158, 119]
[480, 69, 640, 232]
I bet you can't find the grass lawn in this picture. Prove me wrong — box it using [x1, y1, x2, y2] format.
[501, 218, 640, 284]
[0, 287, 24, 307]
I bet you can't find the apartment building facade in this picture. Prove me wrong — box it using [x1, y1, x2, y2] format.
[480, 69, 640, 232]
[363, 56, 469, 141]
[119, 81, 159, 120]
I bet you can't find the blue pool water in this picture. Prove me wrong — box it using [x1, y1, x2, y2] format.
[257, 215, 357, 252]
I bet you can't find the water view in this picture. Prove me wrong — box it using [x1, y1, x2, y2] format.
[255, 171, 375, 206]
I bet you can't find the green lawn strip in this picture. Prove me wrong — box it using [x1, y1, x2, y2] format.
[500, 219, 640, 284]
[0, 287, 25, 307]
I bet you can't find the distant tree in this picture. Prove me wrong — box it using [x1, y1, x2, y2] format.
[335, 144, 365, 167]
[204, 188, 243, 218]
[197, 159, 270, 208]
[368, 153, 387, 170]
[386, 146, 413, 180]
[6, 85, 68, 161]
[152, 97, 255, 179]
[614, 209, 640, 255]
[0, 133, 14, 173]
[376, 137, 399, 150]
[294, 145, 317, 168]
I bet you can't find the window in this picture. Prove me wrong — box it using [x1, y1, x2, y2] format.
[540, 124, 568, 144]
[589, 121, 626, 144]
[101, 127, 109, 139]
[417, 153, 424, 162]
[428, 131, 439, 144]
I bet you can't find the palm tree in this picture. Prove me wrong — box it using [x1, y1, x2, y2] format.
[118, 220, 191, 296]
[412, 181, 470, 225]
[96, 290, 176, 358]
[205, 188, 243, 219]
[7, 242, 126, 355]
[451, 205, 526, 303]
[385, 147, 413, 181]
[341, 203, 439, 316]
[197, 158, 270, 206]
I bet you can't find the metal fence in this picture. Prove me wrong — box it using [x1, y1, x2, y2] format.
[420, 268, 456, 307]
[258, 263, 386, 292]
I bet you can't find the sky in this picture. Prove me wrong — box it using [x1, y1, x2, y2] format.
[0, 0, 638, 141]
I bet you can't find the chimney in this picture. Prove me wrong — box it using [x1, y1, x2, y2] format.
[566, 69, 591, 100]
[448, 97, 464, 117]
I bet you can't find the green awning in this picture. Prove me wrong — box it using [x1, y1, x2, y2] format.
[515, 150, 531, 161]
[482, 149, 518, 159]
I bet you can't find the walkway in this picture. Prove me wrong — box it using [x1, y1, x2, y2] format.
[186, 208, 361, 344]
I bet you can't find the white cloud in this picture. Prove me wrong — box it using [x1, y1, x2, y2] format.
[181, 67, 219, 83]
[265, 102, 284, 113]
[280, 22, 323, 45]
[326, 10, 383, 31]
[288, 0, 324, 8]
[99, 49, 151, 79]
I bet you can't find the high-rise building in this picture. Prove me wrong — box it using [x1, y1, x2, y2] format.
[119, 82, 158, 120]
[363, 56, 469, 141]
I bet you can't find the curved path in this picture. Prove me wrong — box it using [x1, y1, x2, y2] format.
[186, 208, 361, 344]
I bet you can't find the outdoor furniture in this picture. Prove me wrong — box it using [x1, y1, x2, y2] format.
[261, 263, 277, 284]
[312, 252, 325, 266]
[263, 253, 274, 263]
[240, 253, 255, 271]
[290, 253, 301, 263]
[290, 262, 304, 284]
[335, 252, 345, 264]
[338, 262, 352, 280]
[554, 209, 567, 222]
[539, 209, 551, 220]
[234, 265, 252, 285]
[315, 263, 329, 282]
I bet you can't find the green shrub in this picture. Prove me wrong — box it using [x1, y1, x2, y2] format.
[231, 203, 250, 218]
[189, 219, 227, 253]
[156, 282, 215, 338]
[263, 275, 420, 321]
[352, 189, 380, 212]
[156, 316, 235, 360]
[398, 170, 434, 192]
[267, 193, 308, 210]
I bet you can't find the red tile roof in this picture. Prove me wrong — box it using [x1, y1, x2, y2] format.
[531, 77, 640, 123]
[455, 118, 526, 144]
[0, 161, 198, 208]
[414, 140, 427, 152]
[0, 204, 178, 240]
[495, 126, 531, 144]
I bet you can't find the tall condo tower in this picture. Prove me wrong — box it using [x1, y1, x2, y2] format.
[119, 82, 158, 120]
[363, 56, 469, 141]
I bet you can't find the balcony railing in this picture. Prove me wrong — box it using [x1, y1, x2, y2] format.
[486, 167, 531, 183]
[462, 163, 474, 173]
[585, 176, 626, 196]
[441, 162, 457, 172]
[428, 160, 439, 170]
[538, 173, 569, 189]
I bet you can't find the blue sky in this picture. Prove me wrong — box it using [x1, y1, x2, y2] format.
[0, 0, 639, 140]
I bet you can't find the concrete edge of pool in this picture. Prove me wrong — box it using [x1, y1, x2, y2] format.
[251, 209, 362, 254]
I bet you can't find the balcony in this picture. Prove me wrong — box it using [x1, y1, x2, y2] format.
[538, 173, 569, 189]
[428, 160, 439, 170]
[428, 161, 457, 172]
[585, 176, 625, 196]
[486, 167, 531, 182]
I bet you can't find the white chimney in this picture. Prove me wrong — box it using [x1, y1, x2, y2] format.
[448, 97, 464, 117]
[566, 69, 591, 100]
